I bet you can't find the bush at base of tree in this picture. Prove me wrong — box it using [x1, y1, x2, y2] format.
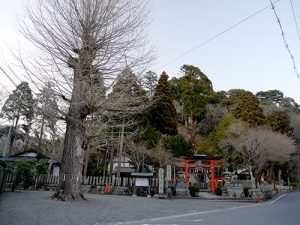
[12, 160, 34, 191]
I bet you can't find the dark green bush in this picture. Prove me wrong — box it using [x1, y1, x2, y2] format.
[14, 160, 33, 190]
[215, 186, 222, 196]
[189, 184, 200, 197]
[34, 160, 48, 174]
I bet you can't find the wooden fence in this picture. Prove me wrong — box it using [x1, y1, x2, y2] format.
[3, 172, 161, 190]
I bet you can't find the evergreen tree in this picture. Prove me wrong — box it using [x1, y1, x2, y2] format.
[109, 67, 148, 122]
[169, 77, 182, 100]
[280, 97, 300, 112]
[151, 71, 177, 135]
[108, 67, 148, 178]
[163, 134, 191, 157]
[179, 65, 215, 152]
[1, 82, 35, 154]
[213, 89, 249, 114]
[2, 82, 35, 125]
[142, 71, 158, 97]
[235, 91, 265, 127]
[266, 110, 293, 135]
[256, 90, 284, 105]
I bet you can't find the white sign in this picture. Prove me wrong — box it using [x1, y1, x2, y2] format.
[166, 165, 172, 181]
[158, 168, 164, 194]
[135, 178, 149, 187]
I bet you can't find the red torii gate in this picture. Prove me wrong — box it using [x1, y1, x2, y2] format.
[176, 155, 223, 192]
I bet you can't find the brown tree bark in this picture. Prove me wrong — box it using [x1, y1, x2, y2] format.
[53, 91, 86, 201]
[53, 55, 89, 201]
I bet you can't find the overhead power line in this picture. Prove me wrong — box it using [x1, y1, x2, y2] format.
[289, 0, 300, 41]
[156, 0, 280, 71]
[270, 0, 300, 80]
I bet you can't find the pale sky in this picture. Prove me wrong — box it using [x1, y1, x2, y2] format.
[1, 0, 300, 103]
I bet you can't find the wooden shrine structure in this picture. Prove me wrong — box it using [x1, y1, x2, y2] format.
[176, 154, 223, 192]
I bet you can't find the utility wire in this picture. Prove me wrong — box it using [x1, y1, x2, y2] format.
[156, 0, 279, 71]
[270, 0, 300, 80]
[289, 0, 300, 41]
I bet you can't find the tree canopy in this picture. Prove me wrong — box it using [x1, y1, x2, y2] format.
[234, 91, 265, 127]
[150, 71, 177, 135]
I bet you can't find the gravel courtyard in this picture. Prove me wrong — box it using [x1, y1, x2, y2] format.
[0, 191, 252, 225]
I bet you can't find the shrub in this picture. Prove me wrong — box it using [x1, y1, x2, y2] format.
[34, 160, 48, 174]
[189, 184, 200, 197]
[215, 186, 222, 196]
[14, 160, 33, 189]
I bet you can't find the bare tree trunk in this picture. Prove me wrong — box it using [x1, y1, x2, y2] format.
[83, 141, 91, 178]
[9, 117, 19, 155]
[56, 113, 85, 201]
[3, 124, 13, 157]
[53, 73, 88, 201]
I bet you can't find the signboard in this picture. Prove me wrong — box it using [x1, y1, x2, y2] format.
[135, 178, 149, 187]
[166, 165, 172, 181]
[158, 168, 164, 194]
[197, 160, 202, 167]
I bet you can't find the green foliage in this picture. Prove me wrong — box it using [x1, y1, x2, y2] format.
[108, 67, 148, 134]
[198, 104, 226, 135]
[222, 89, 248, 108]
[142, 71, 158, 97]
[198, 115, 234, 156]
[189, 183, 200, 197]
[215, 186, 222, 196]
[208, 115, 234, 150]
[34, 160, 48, 174]
[256, 90, 284, 105]
[280, 97, 300, 112]
[15, 160, 34, 189]
[197, 140, 214, 156]
[163, 134, 191, 157]
[139, 124, 161, 148]
[169, 77, 182, 100]
[256, 90, 300, 112]
[179, 65, 215, 121]
[266, 110, 293, 135]
[2, 82, 35, 123]
[234, 91, 265, 127]
[151, 71, 178, 135]
[86, 149, 107, 176]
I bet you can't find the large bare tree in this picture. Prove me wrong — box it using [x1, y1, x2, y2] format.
[16, 0, 152, 201]
[222, 122, 297, 177]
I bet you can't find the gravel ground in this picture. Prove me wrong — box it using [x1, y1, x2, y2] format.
[0, 190, 253, 225]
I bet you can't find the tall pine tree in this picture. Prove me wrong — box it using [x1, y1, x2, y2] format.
[151, 71, 177, 135]
[179, 65, 215, 152]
